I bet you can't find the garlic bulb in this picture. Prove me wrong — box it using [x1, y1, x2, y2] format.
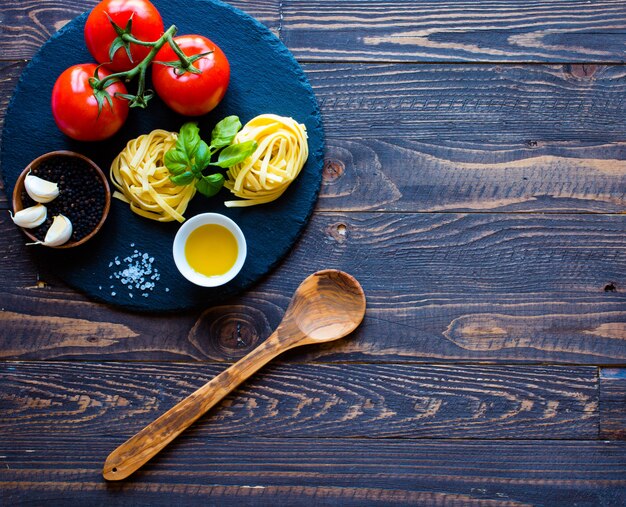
[24, 173, 59, 203]
[10, 204, 47, 228]
[43, 214, 73, 246]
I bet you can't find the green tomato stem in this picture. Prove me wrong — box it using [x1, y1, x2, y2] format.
[95, 24, 178, 90]
[121, 32, 159, 47]
[166, 34, 193, 70]
[90, 23, 207, 107]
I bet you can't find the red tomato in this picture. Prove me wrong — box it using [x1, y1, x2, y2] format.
[85, 0, 164, 72]
[152, 35, 230, 116]
[51, 64, 130, 141]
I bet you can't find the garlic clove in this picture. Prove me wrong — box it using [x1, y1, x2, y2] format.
[10, 204, 47, 228]
[43, 214, 73, 247]
[24, 173, 59, 203]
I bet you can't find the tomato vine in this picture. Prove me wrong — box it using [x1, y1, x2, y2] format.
[89, 22, 211, 111]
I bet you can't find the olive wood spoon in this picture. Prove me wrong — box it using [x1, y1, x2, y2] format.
[103, 269, 366, 481]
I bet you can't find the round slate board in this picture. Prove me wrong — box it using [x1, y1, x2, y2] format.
[1, 0, 324, 312]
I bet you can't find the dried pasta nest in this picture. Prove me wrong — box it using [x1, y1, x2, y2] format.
[224, 114, 308, 207]
[110, 129, 196, 222]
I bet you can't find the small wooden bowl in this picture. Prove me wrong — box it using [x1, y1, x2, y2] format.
[12, 150, 111, 249]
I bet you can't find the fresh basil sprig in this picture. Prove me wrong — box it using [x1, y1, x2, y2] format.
[165, 116, 257, 197]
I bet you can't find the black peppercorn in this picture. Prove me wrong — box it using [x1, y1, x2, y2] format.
[22, 156, 106, 242]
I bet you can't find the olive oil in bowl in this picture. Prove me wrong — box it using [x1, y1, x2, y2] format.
[173, 213, 247, 287]
[185, 224, 239, 277]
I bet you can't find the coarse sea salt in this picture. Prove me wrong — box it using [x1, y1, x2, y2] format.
[105, 246, 163, 299]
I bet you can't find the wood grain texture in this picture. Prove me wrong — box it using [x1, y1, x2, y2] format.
[1, 0, 625, 504]
[102, 271, 366, 480]
[0, 486, 535, 507]
[0, 212, 623, 363]
[319, 139, 626, 212]
[3, 0, 626, 64]
[600, 368, 626, 440]
[282, 0, 626, 63]
[2, 62, 626, 212]
[0, 63, 25, 206]
[0, 0, 281, 61]
[4, 63, 626, 143]
[1, 438, 624, 506]
[0, 61, 22, 168]
[305, 63, 626, 142]
[0, 362, 599, 440]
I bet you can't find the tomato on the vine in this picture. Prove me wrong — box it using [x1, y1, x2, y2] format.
[152, 35, 230, 116]
[51, 64, 130, 141]
[85, 0, 164, 72]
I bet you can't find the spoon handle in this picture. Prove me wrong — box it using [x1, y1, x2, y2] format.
[103, 331, 287, 481]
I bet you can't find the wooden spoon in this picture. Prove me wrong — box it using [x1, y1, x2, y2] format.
[103, 269, 366, 480]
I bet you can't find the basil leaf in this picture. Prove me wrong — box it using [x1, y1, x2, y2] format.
[195, 173, 224, 197]
[211, 115, 242, 148]
[212, 140, 257, 168]
[193, 140, 211, 173]
[164, 149, 189, 175]
[176, 122, 201, 158]
[169, 171, 195, 186]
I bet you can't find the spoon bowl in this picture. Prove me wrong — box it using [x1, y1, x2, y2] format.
[283, 269, 366, 343]
[103, 270, 365, 481]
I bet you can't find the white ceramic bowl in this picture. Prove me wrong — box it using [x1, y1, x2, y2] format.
[173, 213, 247, 287]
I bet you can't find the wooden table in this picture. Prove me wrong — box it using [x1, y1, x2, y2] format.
[1, 1, 625, 505]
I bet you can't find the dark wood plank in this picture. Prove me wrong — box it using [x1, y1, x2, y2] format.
[0, 62, 22, 198]
[4, 0, 626, 64]
[0, 486, 529, 507]
[8, 138, 626, 213]
[1, 438, 624, 505]
[306, 63, 626, 142]
[5, 63, 626, 143]
[0, 362, 599, 439]
[0, 61, 24, 207]
[0, 212, 624, 364]
[0, 61, 20, 130]
[282, 0, 626, 63]
[2, 62, 626, 213]
[0, 0, 281, 61]
[600, 368, 626, 440]
[320, 138, 626, 212]
[10, 63, 626, 144]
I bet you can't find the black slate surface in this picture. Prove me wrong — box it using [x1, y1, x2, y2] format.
[1, 0, 324, 312]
